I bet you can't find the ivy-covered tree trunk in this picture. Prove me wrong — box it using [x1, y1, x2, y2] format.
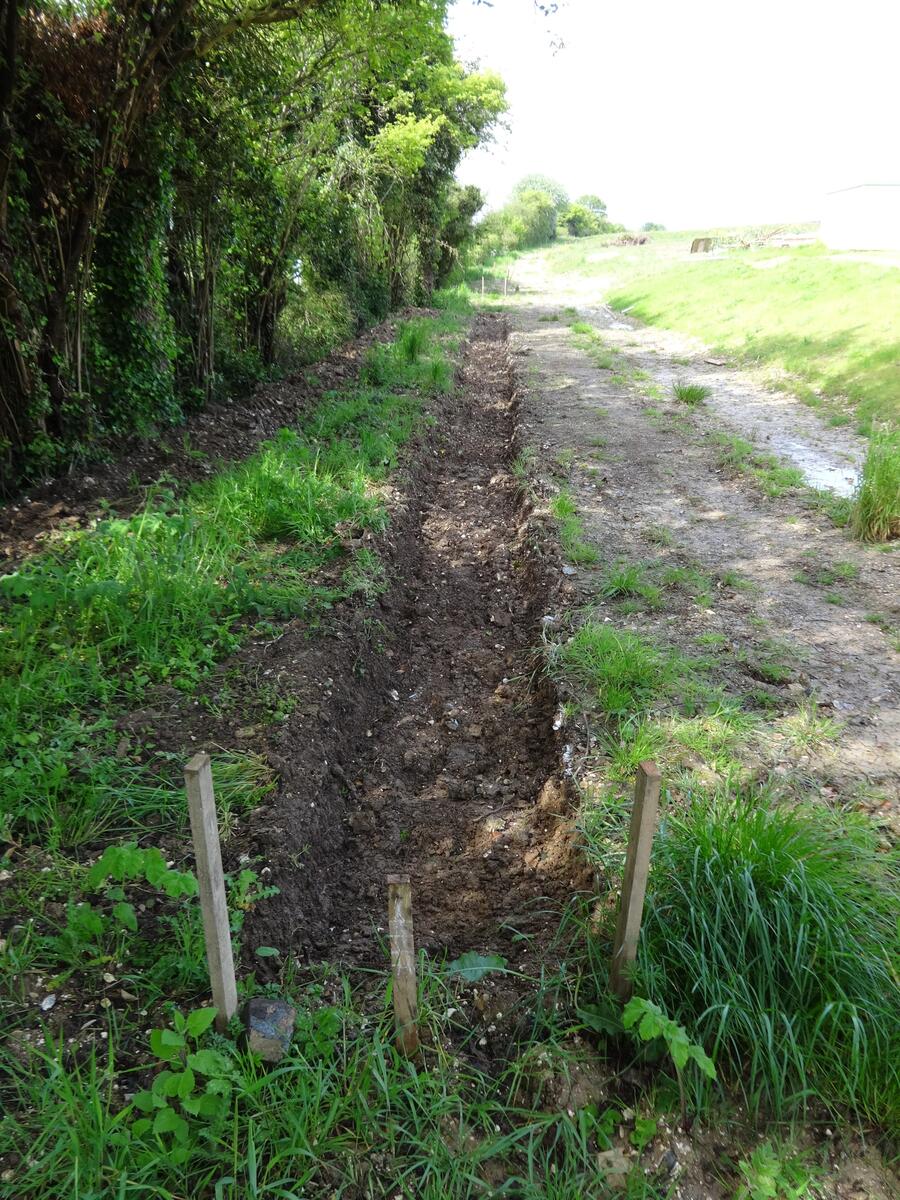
[89, 156, 178, 434]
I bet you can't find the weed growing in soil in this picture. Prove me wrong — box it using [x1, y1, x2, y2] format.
[672, 381, 711, 406]
[550, 489, 600, 564]
[735, 1141, 821, 1200]
[851, 427, 900, 542]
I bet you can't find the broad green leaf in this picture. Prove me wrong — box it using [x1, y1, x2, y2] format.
[446, 951, 507, 983]
[186, 1007, 219, 1038]
[188, 1048, 231, 1076]
[131, 1090, 155, 1113]
[150, 1028, 184, 1061]
[153, 1107, 189, 1143]
[112, 901, 137, 932]
[168, 1068, 195, 1099]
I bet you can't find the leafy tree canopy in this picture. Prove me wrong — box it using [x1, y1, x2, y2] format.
[0, 0, 506, 486]
[510, 174, 568, 211]
[576, 194, 607, 218]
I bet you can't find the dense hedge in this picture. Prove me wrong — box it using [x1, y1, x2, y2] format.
[0, 0, 505, 488]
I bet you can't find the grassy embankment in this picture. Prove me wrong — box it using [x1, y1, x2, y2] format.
[537, 233, 900, 541]
[534, 393, 899, 1166]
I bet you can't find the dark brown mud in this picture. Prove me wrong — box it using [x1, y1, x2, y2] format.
[246, 312, 589, 968]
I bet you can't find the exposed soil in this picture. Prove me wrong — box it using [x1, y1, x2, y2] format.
[3, 312, 587, 1079]
[246, 312, 589, 966]
[507, 282, 900, 822]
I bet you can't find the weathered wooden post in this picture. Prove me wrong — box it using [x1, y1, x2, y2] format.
[481, 274, 485, 297]
[185, 752, 238, 1032]
[387, 874, 419, 1056]
[609, 761, 661, 1001]
[504, 269, 509, 296]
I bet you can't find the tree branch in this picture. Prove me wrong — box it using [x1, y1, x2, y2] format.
[175, 0, 323, 65]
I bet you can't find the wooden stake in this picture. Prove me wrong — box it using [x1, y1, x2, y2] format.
[387, 874, 419, 1056]
[504, 269, 509, 296]
[480, 274, 485, 297]
[185, 752, 238, 1032]
[609, 761, 661, 1001]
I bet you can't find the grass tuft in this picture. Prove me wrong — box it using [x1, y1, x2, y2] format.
[638, 794, 900, 1123]
[672, 381, 711, 406]
[850, 427, 900, 542]
[550, 489, 599, 565]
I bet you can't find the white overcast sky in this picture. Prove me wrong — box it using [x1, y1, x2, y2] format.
[447, 0, 900, 230]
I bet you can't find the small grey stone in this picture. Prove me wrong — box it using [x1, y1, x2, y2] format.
[244, 997, 296, 1063]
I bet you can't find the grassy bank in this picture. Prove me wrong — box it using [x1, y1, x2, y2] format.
[530, 236, 900, 540]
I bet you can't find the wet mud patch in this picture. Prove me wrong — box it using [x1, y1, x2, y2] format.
[247, 313, 589, 968]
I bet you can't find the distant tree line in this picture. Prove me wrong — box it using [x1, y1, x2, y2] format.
[474, 175, 627, 259]
[0, 0, 505, 488]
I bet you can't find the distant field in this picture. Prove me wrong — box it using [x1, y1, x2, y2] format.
[536, 233, 900, 433]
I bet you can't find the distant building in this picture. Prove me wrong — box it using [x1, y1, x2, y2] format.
[821, 184, 900, 250]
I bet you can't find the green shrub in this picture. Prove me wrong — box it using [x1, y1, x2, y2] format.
[638, 793, 900, 1123]
[274, 284, 355, 370]
[851, 427, 900, 542]
[562, 203, 601, 238]
[672, 381, 711, 406]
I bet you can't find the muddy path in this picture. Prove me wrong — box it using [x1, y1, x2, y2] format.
[512, 253, 867, 496]
[506, 295, 900, 816]
[250, 313, 589, 968]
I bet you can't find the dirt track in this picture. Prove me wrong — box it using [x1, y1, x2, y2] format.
[248, 312, 589, 966]
[507, 277, 900, 818]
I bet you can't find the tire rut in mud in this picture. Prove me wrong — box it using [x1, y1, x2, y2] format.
[251, 313, 588, 969]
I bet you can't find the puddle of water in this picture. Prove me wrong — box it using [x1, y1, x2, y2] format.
[588, 305, 865, 499]
[770, 438, 859, 496]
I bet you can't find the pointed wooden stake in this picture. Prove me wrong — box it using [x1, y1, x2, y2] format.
[185, 752, 238, 1032]
[610, 761, 661, 1001]
[387, 874, 419, 1056]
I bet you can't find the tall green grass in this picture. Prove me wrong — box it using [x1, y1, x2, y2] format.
[850, 427, 900, 542]
[638, 793, 900, 1124]
[672, 381, 710, 406]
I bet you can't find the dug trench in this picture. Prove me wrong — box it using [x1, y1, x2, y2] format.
[244, 311, 590, 971]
